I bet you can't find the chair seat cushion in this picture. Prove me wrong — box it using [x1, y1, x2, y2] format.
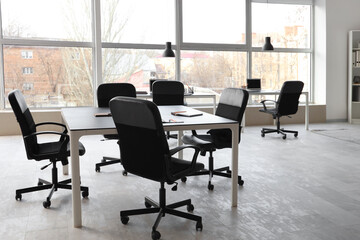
[170, 157, 204, 175]
[37, 141, 86, 160]
[259, 108, 278, 118]
[103, 134, 118, 140]
[182, 134, 215, 151]
[259, 108, 277, 114]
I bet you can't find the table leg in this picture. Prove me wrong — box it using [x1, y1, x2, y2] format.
[305, 92, 309, 130]
[70, 131, 82, 228]
[213, 96, 216, 114]
[231, 125, 239, 207]
[177, 130, 183, 159]
[63, 165, 69, 175]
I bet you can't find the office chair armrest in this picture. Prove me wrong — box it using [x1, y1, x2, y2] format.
[260, 99, 276, 111]
[35, 122, 67, 129]
[24, 131, 69, 142]
[35, 122, 68, 141]
[169, 145, 201, 180]
[169, 145, 200, 156]
[35, 122, 68, 132]
[24, 131, 70, 158]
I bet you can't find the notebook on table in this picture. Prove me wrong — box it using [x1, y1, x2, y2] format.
[171, 111, 203, 117]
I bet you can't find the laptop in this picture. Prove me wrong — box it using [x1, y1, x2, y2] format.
[246, 78, 261, 90]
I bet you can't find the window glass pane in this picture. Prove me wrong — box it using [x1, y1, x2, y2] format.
[181, 51, 247, 93]
[252, 3, 311, 48]
[1, 0, 92, 41]
[4, 46, 93, 108]
[102, 48, 175, 91]
[101, 0, 175, 44]
[251, 52, 310, 102]
[183, 0, 246, 44]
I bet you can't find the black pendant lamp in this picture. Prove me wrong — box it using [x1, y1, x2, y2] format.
[162, 42, 175, 57]
[262, 36, 274, 51]
[262, 0, 274, 51]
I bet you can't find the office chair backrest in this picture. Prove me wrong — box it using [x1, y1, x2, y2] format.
[110, 97, 170, 182]
[8, 89, 39, 157]
[97, 83, 136, 107]
[277, 81, 304, 116]
[152, 80, 184, 106]
[149, 78, 168, 92]
[209, 88, 249, 149]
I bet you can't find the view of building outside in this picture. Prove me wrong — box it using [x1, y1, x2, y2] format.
[102, 48, 175, 90]
[181, 51, 247, 92]
[0, 0, 312, 108]
[4, 46, 93, 107]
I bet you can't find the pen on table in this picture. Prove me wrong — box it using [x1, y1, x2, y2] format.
[167, 119, 184, 123]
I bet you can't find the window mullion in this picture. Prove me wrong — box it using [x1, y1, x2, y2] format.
[92, 0, 102, 106]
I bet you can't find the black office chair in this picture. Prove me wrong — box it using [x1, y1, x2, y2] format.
[152, 80, 184, 139]
[8, 89, 89, 208]
[259, 81, 304, 140]
[95, 83, 136, 174]
[109, 97, 204, 240]
[181, 88, 249, 190]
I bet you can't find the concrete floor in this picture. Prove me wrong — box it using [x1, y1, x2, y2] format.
[1, 122, 360, 240]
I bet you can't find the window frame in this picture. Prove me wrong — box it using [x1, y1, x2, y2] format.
[0, 0, 313, 109]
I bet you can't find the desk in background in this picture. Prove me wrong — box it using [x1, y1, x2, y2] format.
[246, 90, 309, 130]
[137, 92, 217, 114]
[61, 105, 239, 228]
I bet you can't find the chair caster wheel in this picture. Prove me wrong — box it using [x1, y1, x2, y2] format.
[101, 159, 106, 163]
[282, 135, 287, 140]
[187, 204, 194, 212]
[95, 166, 100, 172]
[145, 201, 152, 208]
[238, 179, 244, 186]
[122, 171, 127, 176]
[261, 132, 265, 137]
[151, 230, 161, 240]
[294, 133, 298, 137]
[43, 200, 51, 208]
[15, 194, 22, 201]
[38, 181, 43, 186]
[196, 221, 203, 231]
[181, 177, 187, 182]
[208, 183, 214, 191]
[121, 216, 129, 225]
[82, 191, 89, 198]
[226, 169, 231, 174]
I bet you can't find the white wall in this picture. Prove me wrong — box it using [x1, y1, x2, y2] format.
[313, 0, 326, 105]
[323, 0, 360, 121]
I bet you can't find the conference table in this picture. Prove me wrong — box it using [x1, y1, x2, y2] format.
[61, 105, 240, 228]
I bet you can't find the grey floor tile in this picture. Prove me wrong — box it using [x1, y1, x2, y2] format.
[1, 123, 360, 239]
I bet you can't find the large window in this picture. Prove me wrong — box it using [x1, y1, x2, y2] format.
[181, 51, 247, 93]
[252, 3, 311, 48]
[101, 0, 175, 44]
[4, 46, 93, 108]
[251, 1, 311, 100]
[0, 0, 313, 109]
[183, 0, 246, 44]
[1, 0, 92, 42]
[102, 48, 175, 91]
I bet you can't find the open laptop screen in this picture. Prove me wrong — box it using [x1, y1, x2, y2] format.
[247, 78, 261, 89]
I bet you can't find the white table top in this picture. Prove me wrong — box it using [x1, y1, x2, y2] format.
[61, 105, 237, 132]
